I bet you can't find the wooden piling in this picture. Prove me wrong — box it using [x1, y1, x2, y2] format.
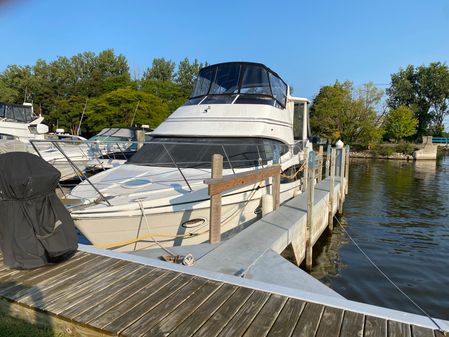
[325, 144, 331, 177]
[303, 147, 309, 192]
[338, 147, 346, 215]
[317, 145, 323, 183]
[306, 151, 316, 271]
[345, 145, 350, 195]
[328, 148, 336, 231]
[209, 154, 223, 244]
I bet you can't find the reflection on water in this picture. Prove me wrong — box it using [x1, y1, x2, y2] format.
[310, 153, 449, 320]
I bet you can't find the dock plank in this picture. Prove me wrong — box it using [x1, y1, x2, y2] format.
[411, 325, 436, 337]
[290, 302, 325, 337]
[339, 310, 364, 337]
[17, 256, 116, 308]
[47, 260, 139, 314]
[168, 283, 238, 337]
[365, 315, 387, 337]
[215, 290, 270, 337]
[315, 306, 344, 337]
[88, 269, 178, 329]
[144, 281, 224, 337]
[121, 277, 209, 336]
[193, 287, 254, 337]
[267, 298, 305, 337]
[388, 320, 411, 337]
[101, 273, 193, 333]
[63, 266, 155, 319]
[242, 294, 287, 337]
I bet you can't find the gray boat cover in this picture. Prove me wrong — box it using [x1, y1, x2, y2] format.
[0, 152, 78, 269]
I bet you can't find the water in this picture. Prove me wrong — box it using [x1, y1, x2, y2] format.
[310, 153, 449, 320]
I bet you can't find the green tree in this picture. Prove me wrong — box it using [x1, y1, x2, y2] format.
[84, 88, 170, 134]
[175, 58, 206, 93]
[383, 106, 418, 142]
[0, 79, 19, 102]
[387, 62, 449, 137]
[310, 81, 383, 148]
[140, 79, 188, 113]
[143, 58, 175, 82]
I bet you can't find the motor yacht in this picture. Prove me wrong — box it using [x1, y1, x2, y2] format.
[0, 102, 49, 153]
[67, 62, 312, 251]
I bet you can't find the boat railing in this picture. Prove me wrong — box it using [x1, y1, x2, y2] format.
[30, 138, 307, 205]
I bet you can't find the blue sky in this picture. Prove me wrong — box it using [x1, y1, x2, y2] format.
[0, 0, 448, 100]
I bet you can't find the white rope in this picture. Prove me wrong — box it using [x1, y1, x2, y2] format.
[137, 200, 176, 257]
[333, 215, 444, 332]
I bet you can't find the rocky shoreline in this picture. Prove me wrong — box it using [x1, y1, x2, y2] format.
[350, 151, 414, 160]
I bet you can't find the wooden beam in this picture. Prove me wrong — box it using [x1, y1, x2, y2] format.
[205, 166, 281, 196]
[209, 154, 223, 244]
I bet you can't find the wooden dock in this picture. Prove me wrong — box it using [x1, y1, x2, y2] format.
[0, 248, 445, 337]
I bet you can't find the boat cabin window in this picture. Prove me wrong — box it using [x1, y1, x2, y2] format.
[0, 103, 35, 123]
[127, 137, 289, 169]
[187, 63, 288, 109]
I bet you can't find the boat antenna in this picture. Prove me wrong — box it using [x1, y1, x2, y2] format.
[77, 99, 88, 136]
[130, 100, 140, 127]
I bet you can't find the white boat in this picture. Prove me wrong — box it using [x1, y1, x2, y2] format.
[38, 127, 149, 181]
[0, 102, 49, 153]
[67, 62, 312, 251]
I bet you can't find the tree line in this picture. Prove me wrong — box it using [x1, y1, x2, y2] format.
[0, 49, 206, 136]
[0, 50, 447, 147]
[311, 62, 449, 148]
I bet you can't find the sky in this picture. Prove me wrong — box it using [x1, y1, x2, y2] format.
[0, 0, 448, 101]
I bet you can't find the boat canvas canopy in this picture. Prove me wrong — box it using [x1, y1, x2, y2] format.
[188, 62, 288, 108]
[0, 103, 35, 123]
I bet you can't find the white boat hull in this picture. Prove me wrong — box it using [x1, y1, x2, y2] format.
[73, 182, 301, 252]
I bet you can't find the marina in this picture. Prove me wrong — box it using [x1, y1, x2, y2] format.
[1, 59, 448, 336]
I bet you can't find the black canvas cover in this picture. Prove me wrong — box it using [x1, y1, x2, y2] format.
[0, 152, 78, 269]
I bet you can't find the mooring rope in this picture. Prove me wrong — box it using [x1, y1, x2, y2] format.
[333, 215, 444, 333]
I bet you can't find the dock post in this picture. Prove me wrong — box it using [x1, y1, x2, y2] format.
[209, 154, 223, 244]
[272, 145, 281, 210]
[306, 151, 316, 271]
[325, 144, 331, 177]
[345, 145, 350, 195]
[303, 147, 309, 192]
[317, 145, 323, 182]
[338, 146, 346, 215]
[328, 147, 336, 231]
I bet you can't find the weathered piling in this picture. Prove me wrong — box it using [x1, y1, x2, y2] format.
[338, 146, 346, 215]
[328, 147, 336, 231]
[306, 151, 316, 271]
[317, 145, 324, 183]
[209, 154, 223, 244]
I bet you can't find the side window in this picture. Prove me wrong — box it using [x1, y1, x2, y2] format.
[240, 65, 271, 95]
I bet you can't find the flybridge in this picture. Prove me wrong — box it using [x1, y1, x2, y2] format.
[185, 62, 288, 109]
[0, 102, 37, 123]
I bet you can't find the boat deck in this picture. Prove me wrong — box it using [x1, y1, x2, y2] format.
[0, 249, 443, 337]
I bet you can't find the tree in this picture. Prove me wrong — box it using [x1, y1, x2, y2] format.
[175, 58, 206, 93]
[140, 79, 188, 113]
[383, 106, 418, 142]
[0, 79, 19, 102]
[143, 58, 175, 82]
[387, 62, 449, 137]
[84, 88, 170, 134]
[310, 81, 383, 148]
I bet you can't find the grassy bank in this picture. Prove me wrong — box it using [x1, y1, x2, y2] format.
[0, 314, 67, 337]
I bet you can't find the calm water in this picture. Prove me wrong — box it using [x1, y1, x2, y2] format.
[310, 153, 449, 320]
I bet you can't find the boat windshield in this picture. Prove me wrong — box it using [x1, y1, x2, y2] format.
[0, 103, 36, 123]
[127, 137, 289, 169]
[89, 128, 135, 142]
[187, 63, 288, 108]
